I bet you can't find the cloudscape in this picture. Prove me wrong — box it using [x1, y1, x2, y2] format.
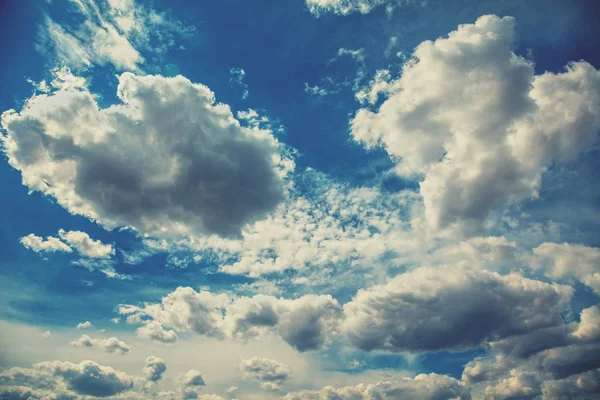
[0, 0, 599, 399]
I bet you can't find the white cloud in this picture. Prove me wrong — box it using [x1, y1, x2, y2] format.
[70, 334, 130, 355]
[350, 15, 600, 236]
[136, 321, 178, 344]
[58, 229, 114, 258]
[239, 356, 291, 391]
[167, 172, 420, 279]
[531, 242, 600, 294]
[118, 287, 342, 352]
[19, 233, 72, 254]
[282, 373, 470, 400]
[143, 356, 167, 382]
[229, 67, 249, 100]
[305, 0, 416, 16]
[343, 265, 573, 352]
[37, 0, 194, 72]
[76, 321, 92, 329]
[1, 72, 287, 238]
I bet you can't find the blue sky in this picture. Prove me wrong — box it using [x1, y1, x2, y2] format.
[0, 0, 600, 399]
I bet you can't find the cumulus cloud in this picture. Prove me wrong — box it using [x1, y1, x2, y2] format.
[1, 71, 287, 238]
[136, 321, 178, 344]
[70, 334, 130, 355]
[143, 356, 167, 382]
[305, 0, 416, 16]
[58, 229, 115, 258]
[343, 265, 572, 352]
[0, 360, 137, 398]
[19, 233, 72, 254]
[118, 287, 342, 351]
[531, 242, 600, 294]
[350, 15, 600, 236]
[283, 373, 470, 399]
[76, 321, 92, 329]
[239, 356, 291, 391]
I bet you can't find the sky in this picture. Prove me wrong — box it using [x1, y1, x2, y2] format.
[0, 0, 599, 399]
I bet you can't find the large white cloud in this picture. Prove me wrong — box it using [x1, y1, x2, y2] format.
[239, 356, 291, 391]
[282, 373, 470, 400]
[1, 72, 287, 238]
[70, 334, 130, 355]
[342, 265, 572, 352]
[118, 287, 342, 352]
[351, 15, 600, 236]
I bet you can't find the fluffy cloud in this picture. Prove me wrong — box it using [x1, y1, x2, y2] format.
[181, 370, 206, 387]
[531, 242, 600, 294]
[58, 230, 114, 258]
[136, 321, 178, 344]
[351, 15, 600, 236]
[282, 373, 470, 399]
[143, 356, 167, 382]
[305, 0, 413, 16]
[19, 233, 72, 254]
[0, 360, 137, 398]
[1, 72, 287, 238]
[343, 265, 572, 352]
[239, 356, 291, 391]
[70, 334, 130, 355]
[76, 321, 92, 329]
[118, 287, 342, 351]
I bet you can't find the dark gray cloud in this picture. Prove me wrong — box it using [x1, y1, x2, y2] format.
[0, 360, 137, 398]
[1, 72, 287, 238]
[343, 265, 573, 353]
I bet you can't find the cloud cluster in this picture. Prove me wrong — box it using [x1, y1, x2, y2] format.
[118, 287, 342, 351]
[351, 15, 600, 236]
[462, 304, 600, 399]
[343, 265, 572, 352]
[283, 373, 470, 399]
[2, 72, 287, 238]
[239, 356, 291, 391]
[0, 360, 138, 398]
[70, 334, 130, 355]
